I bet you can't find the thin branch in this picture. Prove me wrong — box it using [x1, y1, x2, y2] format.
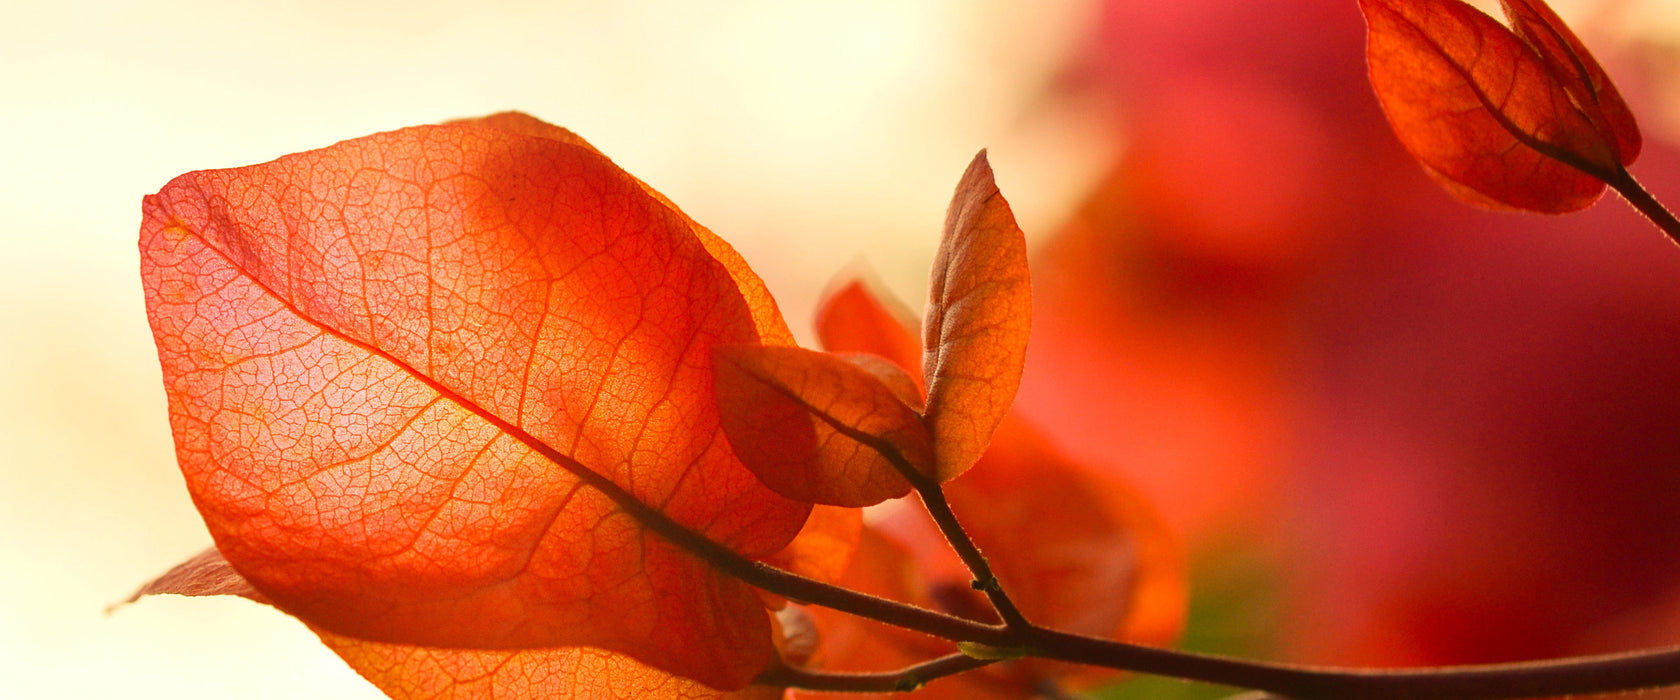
[530, 409, 1680, 699]
[755, 653, 997, 693]
[912, 476, 1031, 629]
[1603, 165, 1680, 249]
[1015, 624, 1680, 700]
[816, 409, 1033, 631]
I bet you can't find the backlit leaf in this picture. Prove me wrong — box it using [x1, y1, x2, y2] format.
[1500, 0, 1641, 165]
[468, 112, 797, 347]
[1360, 0, 1625, 212]
[922, 152, 1032, 480]
[139, 114, 810, 689]
[713, 344, 932, 506]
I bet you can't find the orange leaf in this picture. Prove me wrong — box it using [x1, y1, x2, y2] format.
[713, 345, 932, 506]
[1360, 0, 1626, 212]
[129, 550, 776, 700]
[921, 152, 1032, 481]
[470, 112, 797, 347]
[139, 114, 809, 689]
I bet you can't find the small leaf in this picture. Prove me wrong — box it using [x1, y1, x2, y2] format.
[713, 344, 933, 506]
[1501, 0, 1641, 164]
[1360, 0, 1624, 212]
[922, 151, 1032, 481]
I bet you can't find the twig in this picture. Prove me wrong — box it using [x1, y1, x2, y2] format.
[1603, 165, 1680, 249]
[755, 653, 996, 693]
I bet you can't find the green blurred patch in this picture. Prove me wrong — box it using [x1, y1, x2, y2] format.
[1092, 538, 1283, 700]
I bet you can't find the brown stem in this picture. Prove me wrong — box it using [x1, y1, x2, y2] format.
[1014, 624, 1680, 700]
[911, 476, 1032, 630]
[812, 409, 1033, 630]
[542, 417, 1680, 698]
[1603, 166, 1680, 249]
[755, 653, 997, 693]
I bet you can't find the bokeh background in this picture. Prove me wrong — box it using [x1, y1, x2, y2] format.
[5, 0, 1680, 698]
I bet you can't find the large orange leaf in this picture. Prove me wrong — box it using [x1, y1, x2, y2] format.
[1360, 0, 1630, 212]
[921, 152, 1032, 481]
[713, 345, 931, 506]
[465, 113, 796, 348]
[139, 114, 810, 689]
[128, 550, 780, 700]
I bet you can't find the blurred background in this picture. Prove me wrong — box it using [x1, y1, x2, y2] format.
[5, 0, 1680, 697]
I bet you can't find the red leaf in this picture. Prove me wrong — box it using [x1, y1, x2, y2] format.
[1359, 0, 1629, 212]
[1500, 0, 1641, 165]
[139, 113, 809, 689]
[815, 278, 924, 382]
[813, 277, 926, 411]
[713, 344, 932, 506]
[922, 152, 1032, 480]
[760, 504, 863, 588]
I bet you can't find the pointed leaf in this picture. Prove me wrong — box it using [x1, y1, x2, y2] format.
[921, 151, 1032, 481]
[713, 345, 931, 506]
[139, 114, 808, 689]
[814, 278, 924, 380]
[125, 547, 267, 603]
[1360, 0, 1618, 212]
[1501, 0, 1641, 164]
